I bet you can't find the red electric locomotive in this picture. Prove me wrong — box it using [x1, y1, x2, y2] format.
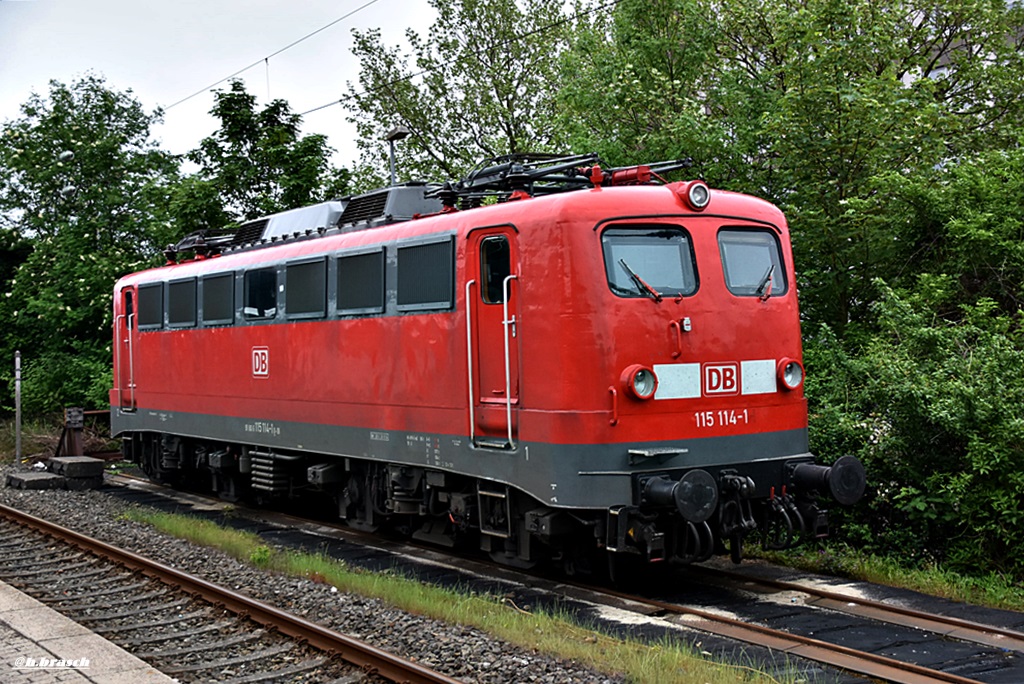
[110, 154, 864, 573]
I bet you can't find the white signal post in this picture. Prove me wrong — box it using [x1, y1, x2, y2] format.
[14, 351, 21, 462]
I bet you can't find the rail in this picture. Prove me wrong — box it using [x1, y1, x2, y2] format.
[687, 565, 1024, 653]
[595, 584, 987, 684]
[0, 502, 463, 684]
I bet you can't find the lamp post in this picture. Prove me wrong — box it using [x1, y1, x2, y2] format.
[386, 125, 411, 186]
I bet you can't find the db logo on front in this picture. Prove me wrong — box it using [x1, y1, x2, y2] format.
[252, 347, 269, 378]
[703, 362, 738, 395]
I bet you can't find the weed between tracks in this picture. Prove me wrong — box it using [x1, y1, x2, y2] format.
[762, 544, 1024, 613]
[122, 508, 787, 684]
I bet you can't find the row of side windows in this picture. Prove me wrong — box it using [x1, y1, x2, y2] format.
[134, 237, 454, 330]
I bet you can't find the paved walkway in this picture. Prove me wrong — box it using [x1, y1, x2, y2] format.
[0, 579, 174, 683]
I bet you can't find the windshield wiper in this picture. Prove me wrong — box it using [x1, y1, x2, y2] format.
[618, 259, 662, 302]
[755, 264, 775, 301]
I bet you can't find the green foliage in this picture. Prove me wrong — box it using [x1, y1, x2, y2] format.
[562, 0, 1024, 332]
[249, 544, 273, 567]
[12, 348, 112, 415]
[736, 0, 1024, 329]
[0, 228, 32, 293]
[557, 0, 726, 169]
[0, 75, 178, 413]
[166, 175, 233, 239]
[805, 146, 1024, 573]
[345, 0, 572, 183]
[188, 80, 349, 222]
[879, 144, 1024, 312]
[806, 283, 1024, 574]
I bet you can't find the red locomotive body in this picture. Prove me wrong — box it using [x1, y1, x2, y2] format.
[111, 155, 864, 571]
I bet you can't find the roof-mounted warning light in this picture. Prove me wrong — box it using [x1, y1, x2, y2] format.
[673, 180, 711, 211]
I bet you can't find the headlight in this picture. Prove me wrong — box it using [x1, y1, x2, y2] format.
[674, 180, 710, 211]
[688, 181, 710, 209]
[622, 364, 658, 400]
[777, 358, 804, 390]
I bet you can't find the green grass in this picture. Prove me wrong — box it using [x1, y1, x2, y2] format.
[122, 508, 788, 684]
[761, 543, 1024, 612]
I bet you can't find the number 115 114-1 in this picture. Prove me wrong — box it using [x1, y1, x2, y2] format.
[694, 409, 750, 429]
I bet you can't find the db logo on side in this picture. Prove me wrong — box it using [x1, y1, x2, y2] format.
[252, 347, 269, 378]
[703, 362, 738, 395]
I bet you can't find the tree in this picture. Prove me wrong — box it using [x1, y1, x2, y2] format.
[187, 80, 349, 224]
[722, 0, 1024, 329]
[560, 0, 1024, 331]
[345, 0, 573, 185]
[800, 138, 1024, 574]
[557, 0, 726, 170]
[0, 228, 31, 297]
[0, 75, 178, 412]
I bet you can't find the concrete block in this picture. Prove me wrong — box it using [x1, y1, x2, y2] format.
[48, 456, 104, 478]
[6, 472, 65, 490]
[63, 476, 104, 491]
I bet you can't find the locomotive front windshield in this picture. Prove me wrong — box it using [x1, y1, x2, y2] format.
[718, 229, 788, 297]
[602, 227, 698, 298]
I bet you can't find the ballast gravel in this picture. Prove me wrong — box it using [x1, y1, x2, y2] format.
[0, 468, 622, 684]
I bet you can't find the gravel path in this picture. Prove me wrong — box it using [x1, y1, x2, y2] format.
[0, 467, 623, 684]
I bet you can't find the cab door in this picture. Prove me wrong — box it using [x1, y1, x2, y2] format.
[115, 287, 136, 410]
[467, 227, 520, 447]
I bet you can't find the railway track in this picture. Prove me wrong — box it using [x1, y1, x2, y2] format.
[100, 473, 1024, 684]
[590, 584, 1013, 684]
[684, 564, 1024, 655]
[0, 502, 462, 684]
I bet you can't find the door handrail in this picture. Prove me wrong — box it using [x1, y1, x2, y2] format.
[502, 275, 518, 449]
[465, 279, 477, 443]
[127, 312, 136, 410]
[115, 314, 124, 408]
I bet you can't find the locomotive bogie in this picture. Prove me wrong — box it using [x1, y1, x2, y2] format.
[111, 159, 865, 573]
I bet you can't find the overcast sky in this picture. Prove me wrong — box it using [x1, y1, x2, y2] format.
[0, 0, 435, 167]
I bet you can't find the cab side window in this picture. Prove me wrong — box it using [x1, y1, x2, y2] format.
[480, 236, 511, 304]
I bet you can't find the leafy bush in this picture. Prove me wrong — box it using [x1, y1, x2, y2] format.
[8, 349, 111, 415]
[807, 285, 1024, 574]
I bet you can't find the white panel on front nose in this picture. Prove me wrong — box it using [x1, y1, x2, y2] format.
[653, 363, 701, 399]
[741, 359, 777, 395]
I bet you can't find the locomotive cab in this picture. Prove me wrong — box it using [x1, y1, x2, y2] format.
[559, 180, 864, 566]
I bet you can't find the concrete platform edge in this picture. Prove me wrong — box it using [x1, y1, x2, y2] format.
[0, 578, 175, 683]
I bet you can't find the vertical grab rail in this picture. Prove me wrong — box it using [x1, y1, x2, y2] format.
[669, 320, 682, 359]
[115, 314, 124, 408]
[502, 275, 518, 449]
[465, 280, 477, 444]
[127, 313, 136, 410]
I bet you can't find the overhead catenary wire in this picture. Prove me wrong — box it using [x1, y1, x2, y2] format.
[298, 0, 623, 117]
[163, 0, 382, 111]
